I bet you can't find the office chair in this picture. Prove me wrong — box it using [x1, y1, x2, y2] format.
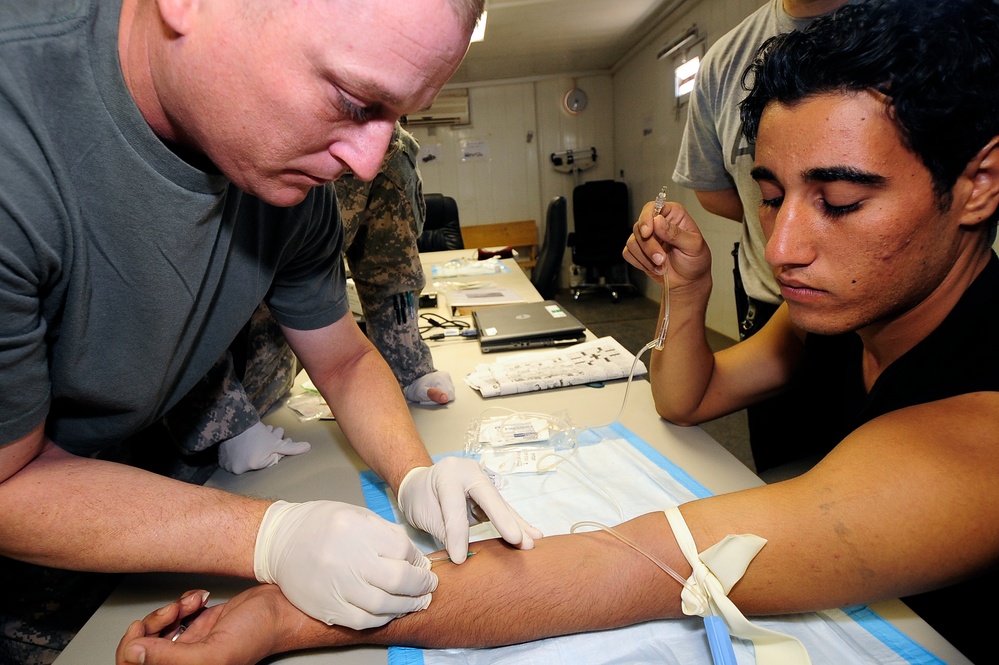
[567, 179, 636, 302]
[417, 193, 464, 252]
[530, 196, 568, 299]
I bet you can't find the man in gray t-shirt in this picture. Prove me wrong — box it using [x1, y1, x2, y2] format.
[673, 0, 852, 472]
[0, 0, 540, 661]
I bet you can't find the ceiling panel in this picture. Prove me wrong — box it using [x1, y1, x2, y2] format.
[450, 0, 691, 84]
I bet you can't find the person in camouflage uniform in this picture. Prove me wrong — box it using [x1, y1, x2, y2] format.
[338, 123, 454, 405]
[161, 122, 454, 475]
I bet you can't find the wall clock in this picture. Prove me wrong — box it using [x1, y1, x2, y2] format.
[563, 87, 588, 114]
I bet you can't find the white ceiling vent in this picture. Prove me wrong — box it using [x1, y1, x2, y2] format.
[404, 89, 470, 126]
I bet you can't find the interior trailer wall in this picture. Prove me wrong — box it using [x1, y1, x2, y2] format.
[412, 0, 771, 339]
[612, 0, 763, 339]
[410, 74, 615, 293]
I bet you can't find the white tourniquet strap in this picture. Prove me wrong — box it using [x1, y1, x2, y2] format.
[664, 507, 812, 665]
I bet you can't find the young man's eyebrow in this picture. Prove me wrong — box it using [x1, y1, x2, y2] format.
[750, 164, 886, 187]
[750, 165, 777, 182]
[803, 166, 886, 186]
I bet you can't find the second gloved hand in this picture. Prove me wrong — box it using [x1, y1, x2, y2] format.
[396, 457, 543, 563]
[402, 370, 456, 405]
[218, 422, 311, 474]
[253, 500, 438, 629]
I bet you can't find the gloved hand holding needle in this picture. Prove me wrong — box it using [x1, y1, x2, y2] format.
[397, 456, 544, 563]
[253, 457, 542, 629]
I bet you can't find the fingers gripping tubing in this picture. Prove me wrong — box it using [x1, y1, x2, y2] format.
[253, 500, 437, 629]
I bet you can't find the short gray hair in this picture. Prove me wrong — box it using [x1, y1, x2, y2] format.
[447, 0, 485, 33]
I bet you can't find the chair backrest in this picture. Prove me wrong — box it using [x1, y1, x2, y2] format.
[531, 196, 568, 299]
[570, 180, 630, 267]
[418, 193, 464, 251]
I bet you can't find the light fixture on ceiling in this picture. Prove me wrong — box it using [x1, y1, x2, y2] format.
[470, 10, 488, 43]
[657, 25, 700, 61]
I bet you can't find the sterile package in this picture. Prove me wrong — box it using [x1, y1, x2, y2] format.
[464, 409, 576, 474]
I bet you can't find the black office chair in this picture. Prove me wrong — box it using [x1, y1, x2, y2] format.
[418, 193, 464, 252]
[530, 196, 568, 299]
[567, 179, 636, 301]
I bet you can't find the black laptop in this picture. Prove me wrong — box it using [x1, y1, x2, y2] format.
[472, 300, 586, 353]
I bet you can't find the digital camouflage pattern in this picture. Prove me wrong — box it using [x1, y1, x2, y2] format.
[337, 123, 435, 387]
[162, 302, 297, 453]
[0, 559, 122, 665]
[164, 122, 433, 454]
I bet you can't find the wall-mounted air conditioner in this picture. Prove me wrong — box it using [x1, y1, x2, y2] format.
[404, 89, 470, 126]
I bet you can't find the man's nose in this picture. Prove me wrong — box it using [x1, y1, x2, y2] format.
[333, 118, 396, 182]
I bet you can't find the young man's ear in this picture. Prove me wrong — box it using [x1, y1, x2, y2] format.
[156, 0, 200, 36]
[958, 136, 999, 227]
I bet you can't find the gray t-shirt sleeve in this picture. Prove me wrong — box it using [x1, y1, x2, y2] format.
[672, 49, 737, 193]
[266, 187, 351, 332]
[0, 186, 56, 445]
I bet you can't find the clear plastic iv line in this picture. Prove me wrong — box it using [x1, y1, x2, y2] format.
[575, 186, 671, 431]
[652, 186, 670, 351]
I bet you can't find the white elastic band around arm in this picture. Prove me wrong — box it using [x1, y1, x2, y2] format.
[664, 506, 812, 665]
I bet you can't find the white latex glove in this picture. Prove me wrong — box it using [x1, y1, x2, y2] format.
[396, 456, 543, 563]
[218, 422, 311, 474]
[402, 370, 456, 405]
[253, 500, 437, 629]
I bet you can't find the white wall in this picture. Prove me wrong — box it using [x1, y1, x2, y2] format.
[614, 0, 762, 338]
[410, 74, 616, 290]
[411, 0, 766, 339]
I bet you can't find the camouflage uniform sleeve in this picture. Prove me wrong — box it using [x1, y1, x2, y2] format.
[161, 303, 295, 453]
[160, 351, 260, 453]
[337, 124, 435, 388]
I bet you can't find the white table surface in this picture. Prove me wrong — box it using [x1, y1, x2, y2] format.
[55, 253, 970, 665]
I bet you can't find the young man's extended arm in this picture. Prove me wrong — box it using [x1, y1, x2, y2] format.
[120, 391, 999, 665]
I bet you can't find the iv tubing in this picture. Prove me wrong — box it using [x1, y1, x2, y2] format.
[576, 186, 672, 432]
[570, 520, 690, 590]
[571, 520, 738, 665]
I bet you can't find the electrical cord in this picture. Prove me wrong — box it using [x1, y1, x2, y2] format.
[419, 313, 474, 340]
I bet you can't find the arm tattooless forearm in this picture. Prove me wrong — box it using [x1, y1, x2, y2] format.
[0, 440, 268, 575]
[281, 513, 689, 652]
[648, 283, 716, 424]
[282, 318, 432, 491]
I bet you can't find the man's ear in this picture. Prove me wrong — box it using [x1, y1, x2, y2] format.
[958, 136, 999, 227]
[156, 0, 200, 36]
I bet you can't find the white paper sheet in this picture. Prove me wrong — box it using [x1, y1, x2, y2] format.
[465, 336, 648, 397]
